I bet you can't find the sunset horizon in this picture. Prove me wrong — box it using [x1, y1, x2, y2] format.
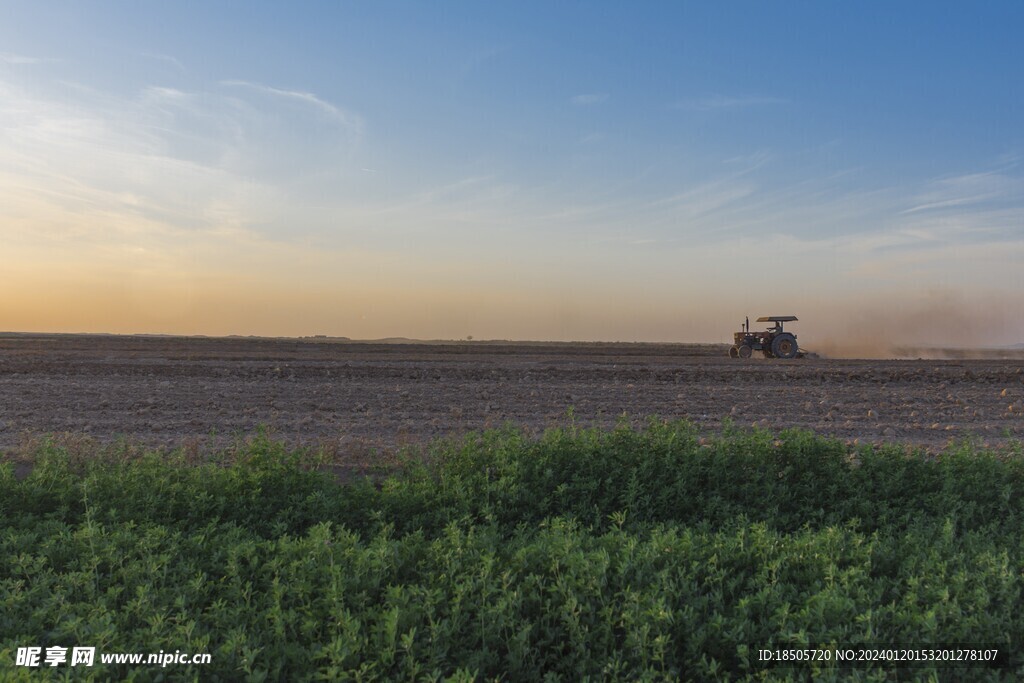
[3, 2, 1022, 345]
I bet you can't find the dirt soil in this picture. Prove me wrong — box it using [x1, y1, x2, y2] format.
[1, 333, 1023, 458]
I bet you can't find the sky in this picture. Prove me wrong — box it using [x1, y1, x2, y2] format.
[1, 1, 1023, 345]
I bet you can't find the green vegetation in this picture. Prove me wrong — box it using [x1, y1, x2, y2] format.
[2, 421, 1023, 681]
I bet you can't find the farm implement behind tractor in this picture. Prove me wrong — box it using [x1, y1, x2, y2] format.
[729, 316, 802, 359]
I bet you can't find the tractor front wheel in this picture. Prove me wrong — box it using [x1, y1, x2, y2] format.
[729, 346, 739, 358]
[738, 345, 753, 359]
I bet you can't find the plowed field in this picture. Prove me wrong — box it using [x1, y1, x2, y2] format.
[2, 334, 1023, 455]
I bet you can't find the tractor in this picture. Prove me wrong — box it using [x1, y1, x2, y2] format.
[729, 316, 801, 359]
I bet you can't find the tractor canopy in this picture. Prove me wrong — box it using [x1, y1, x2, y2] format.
[756, 316, 798, 323]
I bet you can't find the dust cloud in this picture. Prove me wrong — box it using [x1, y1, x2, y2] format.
[801, 292, 1024, 359]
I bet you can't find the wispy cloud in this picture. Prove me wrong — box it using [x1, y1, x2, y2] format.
[0, 71, 368, 255]
[721, 150, 773, 167]
[142, 85, 191, 102]
[0, 52, 49, 65]
[138, 52, 186, 72]
[220, 79, 363, 133]
[571, 93, 608, 105]
[673, 94, 788, 111]
[900, 170, 1023, 214]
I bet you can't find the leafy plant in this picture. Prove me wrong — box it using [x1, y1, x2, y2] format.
[2, 422, 1022, 680]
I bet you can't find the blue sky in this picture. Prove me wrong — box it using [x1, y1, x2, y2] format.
[1, 2, 1022, 343]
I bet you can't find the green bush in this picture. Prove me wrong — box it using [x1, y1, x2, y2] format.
[1, 422, 1022, 680]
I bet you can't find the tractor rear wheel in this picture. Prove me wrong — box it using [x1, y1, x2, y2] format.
[771, 333, 798, 359]
[729, 346, 739, 358]
[737, 345, 753, 359]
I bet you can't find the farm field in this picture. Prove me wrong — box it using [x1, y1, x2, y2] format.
[0, 333, 1023, 456]
[3, 334, 1024, 680]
